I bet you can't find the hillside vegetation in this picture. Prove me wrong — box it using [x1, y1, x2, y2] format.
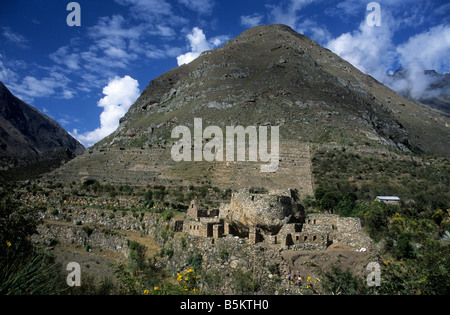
[308, 147, 449, 294]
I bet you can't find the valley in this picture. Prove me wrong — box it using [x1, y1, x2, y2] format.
[1, 24, 449, 296]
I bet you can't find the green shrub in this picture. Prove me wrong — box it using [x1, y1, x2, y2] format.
[128, 241, 147, 272]
[0, 195, 64, 294]
[0, 247, 63, 295]
[162, 210, 174, 222]
[320, 265, 370, 295]
[232, 269, 260, 295]
[218, 246, 229, 261]
[82, 226, 94, 237]
[186, 252, 203, 271]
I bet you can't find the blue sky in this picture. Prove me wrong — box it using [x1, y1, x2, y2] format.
[1, 0, 449, 147]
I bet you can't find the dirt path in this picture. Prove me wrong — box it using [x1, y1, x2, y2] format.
[281, 243, 376, 282]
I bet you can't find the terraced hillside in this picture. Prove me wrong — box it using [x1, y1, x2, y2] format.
[45, 140, 314, 197]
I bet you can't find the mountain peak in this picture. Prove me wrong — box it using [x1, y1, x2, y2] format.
[47, 24, 449, 189]
[106, 24, 448, 154]
[235, 23, 302, 37]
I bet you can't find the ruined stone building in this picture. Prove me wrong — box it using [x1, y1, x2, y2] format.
[182, 200, 223, 238]
[179, 188, 373, 251]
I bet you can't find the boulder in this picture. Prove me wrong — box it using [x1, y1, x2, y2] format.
[226, 189, 304, 236]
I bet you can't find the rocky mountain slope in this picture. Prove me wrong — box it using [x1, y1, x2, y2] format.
[46, 24, 450, 192]
[0, 82, 85, 180]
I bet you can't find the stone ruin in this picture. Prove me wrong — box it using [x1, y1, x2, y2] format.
[177, 188, 373, 250]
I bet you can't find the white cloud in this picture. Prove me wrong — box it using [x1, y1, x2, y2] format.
[388, 24, 450, 99]
[296, 19, 332, 44]
[62, 89, 75, 100]
[396, 24, 450, 74]
[143, 44, 183, 60]
[176, 27, 225, 66]
[114, 0, 181, 25]
[1, 54, 75, 103]
[1, 27, 29, 49]
[89, 15, 142, 40]
[326, 18, 396, 81]
[325, 6, 450, 100]
[45, 7, 185, 96]
[104, 47, 130, 59]
[0, 54, 19, 83]
[49, 46, 81, 70]
[5, 71, 73, 104]
[154, 25, 176, 38]
[178, 0, 215, 15]
[47, 14, 142, 93]
[73, 75, 140, 147]
[269, 0, 319, 29]
[240, 14, 264, 28]
[266, 0, 333, 44]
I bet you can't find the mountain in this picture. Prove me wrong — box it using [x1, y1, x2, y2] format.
[0, 82, 85, 180]
[45, 24, 450, 193]
[386, 67, 450, 117]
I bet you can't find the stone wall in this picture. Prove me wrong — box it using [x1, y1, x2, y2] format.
[36, 223, 129, 256]
[288, 232, 329, 250]
[44, 141, 314, 195]
[40, 207, 161, 236]
[183, 220, 211, 237]
[303, 213, 373, 250]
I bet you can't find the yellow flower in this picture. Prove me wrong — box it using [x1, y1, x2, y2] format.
[193, 288, 197, 293]
[154, 287, 159, 291]
[187, 269, 194, 273]
[306, 276, 311, 282]
[6, 241, 11, 247]
[144, 290, 150, 295]
[194, 275, 199, 279]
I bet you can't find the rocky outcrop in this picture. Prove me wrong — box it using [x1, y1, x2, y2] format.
[35, 223, 129, 256]
[225, 188, 304, 236]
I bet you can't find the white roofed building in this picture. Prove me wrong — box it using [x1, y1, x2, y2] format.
[375, 196, 401, 205]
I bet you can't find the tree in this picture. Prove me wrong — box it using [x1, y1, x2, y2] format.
[320, 191, 341, 213]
